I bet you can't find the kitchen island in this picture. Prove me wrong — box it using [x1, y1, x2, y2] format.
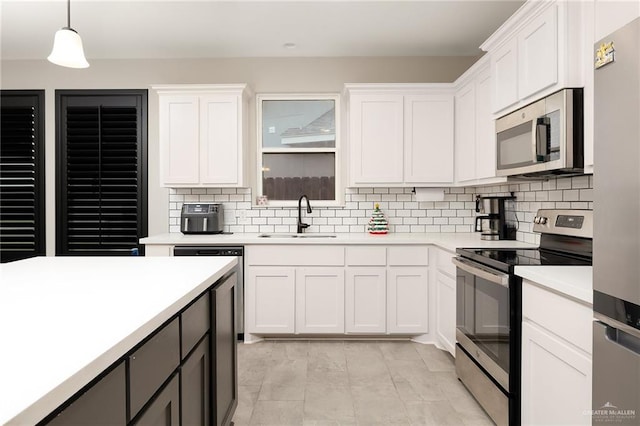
[0, 256, 237, 425]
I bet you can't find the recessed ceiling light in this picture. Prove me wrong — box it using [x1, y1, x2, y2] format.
[283, 43, 297, 49]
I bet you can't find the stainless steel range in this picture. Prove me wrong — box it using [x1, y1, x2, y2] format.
[453, 209, 593, 426]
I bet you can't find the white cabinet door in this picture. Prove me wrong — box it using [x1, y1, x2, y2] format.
[521, 321, 592, 426]
[518, 4, 558, 100]
[345, 267, 386, 333]
[159, 95, 200, 185]
[435, 271, 456, 356]
[454, 82, 476, 182]
[387, 267, 428, 334]
[246, 267, 295, 334]
[200, 95, 241, 185]
[295, 267, 345, 334]
[349, 94, 404, 185]
[404, 94, 454, 184]
[492, 38, 519, 113]
[474, 66, 496, 179]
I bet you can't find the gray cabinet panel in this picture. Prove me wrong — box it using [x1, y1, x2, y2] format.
[133, 374, 180, 426]
[129, 318, 180, 418]
[213, 272, 238, 426]
[181, 336, 210, 426]
[47, 362, 126, 425]
[182, 292, 210, 359]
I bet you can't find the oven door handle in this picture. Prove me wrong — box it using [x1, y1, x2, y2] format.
[452, 257, 510, 287]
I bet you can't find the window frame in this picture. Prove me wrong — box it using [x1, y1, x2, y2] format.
[255, 93, 343, 208]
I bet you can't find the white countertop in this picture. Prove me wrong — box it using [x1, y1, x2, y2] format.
[140, 232, 537, 252]
[515, 265, 593, 305]
[0, 256, 237, 426]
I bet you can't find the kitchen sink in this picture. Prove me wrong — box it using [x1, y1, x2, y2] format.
[258, 233, 337, 238]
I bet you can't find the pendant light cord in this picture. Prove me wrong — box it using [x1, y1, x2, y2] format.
[67, 0, 71, 28]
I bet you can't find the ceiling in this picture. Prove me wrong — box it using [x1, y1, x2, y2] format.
[1, 0, 524, 60]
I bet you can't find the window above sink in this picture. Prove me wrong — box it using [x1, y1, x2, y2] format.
[256, 94, 343, 208]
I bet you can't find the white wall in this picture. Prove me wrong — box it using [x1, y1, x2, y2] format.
[1, 56, 478, 255]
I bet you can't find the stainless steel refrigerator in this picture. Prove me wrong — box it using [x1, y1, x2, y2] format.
[593, 17, 640, 425]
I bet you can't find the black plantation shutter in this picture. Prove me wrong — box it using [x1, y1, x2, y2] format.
[0, 91, 45, 263]
[56, 90, 147, 255]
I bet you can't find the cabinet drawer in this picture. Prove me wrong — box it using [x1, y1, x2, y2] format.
[246, 245, 344, 266]
[388, 246, 429, 266]
[522, 281, 592, 353]
[436, 248, 456, 277]
[181, 292, 210, 359]
[346, 246, 386, 266]
[47, 362, 126, 425]
[129, 318, 180, 418]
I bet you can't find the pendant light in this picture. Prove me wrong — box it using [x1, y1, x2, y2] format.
[47, 0, 89, 68]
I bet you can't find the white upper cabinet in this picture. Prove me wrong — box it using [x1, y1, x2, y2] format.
[454, 58, 504, 184]
[155, 84, 250, 188]
[348, 93, 404, 184]
[345, 84, 454, 187]
[405, 94, 454, 184]
[454, 81, 476, 183]
[517, 4, 558, 99]
[159, 96, 200, 184]
[199, 95, 240, 185]
[474, 66, 497, 180]
[492, 38, 519, 112]
[482, 1, 585, 115]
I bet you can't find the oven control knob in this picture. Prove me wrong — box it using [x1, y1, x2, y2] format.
[539, 217, 548, 225]
[534, 216, 540, 224]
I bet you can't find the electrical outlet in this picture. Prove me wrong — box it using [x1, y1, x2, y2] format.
[237, 209, 250, 225]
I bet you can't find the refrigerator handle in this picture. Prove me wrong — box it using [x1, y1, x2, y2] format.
[602, 321, 640, 356]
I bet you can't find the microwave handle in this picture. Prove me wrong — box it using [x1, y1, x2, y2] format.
[535, 117, 550, 162]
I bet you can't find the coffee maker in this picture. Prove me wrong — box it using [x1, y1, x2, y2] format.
[474, 195, 518, 240]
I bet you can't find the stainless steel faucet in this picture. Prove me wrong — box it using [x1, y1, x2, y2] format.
[297, 194, 312, 233]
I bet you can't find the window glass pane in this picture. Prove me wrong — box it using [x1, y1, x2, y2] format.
[262, 100, 336, 149]
[262, 153, 335, 200]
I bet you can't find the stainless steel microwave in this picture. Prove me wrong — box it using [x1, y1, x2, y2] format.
[495, 88, 584, 178]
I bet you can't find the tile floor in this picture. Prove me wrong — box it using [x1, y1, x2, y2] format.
[232, 340, 493, 425]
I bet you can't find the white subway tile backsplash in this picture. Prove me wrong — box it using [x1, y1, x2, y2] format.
[580, 189, 593, 201]
[556, 178, 572, 189]
[166, 175, 593, 242]
[563, 189, 579, 201]
[572, 175, 590, 189]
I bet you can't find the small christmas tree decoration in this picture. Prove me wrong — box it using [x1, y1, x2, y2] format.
[368, 203, 389, 234]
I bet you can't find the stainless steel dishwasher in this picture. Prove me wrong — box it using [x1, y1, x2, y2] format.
[173, 246, 244, 341]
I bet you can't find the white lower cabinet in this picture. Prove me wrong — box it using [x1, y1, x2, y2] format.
[295, 267, 345, 334]
[387, 267, 429, 334]
[521, 279, 592, 425]
[345, 267, 387, 333]
[246, 267, 295, 334]
[435, 271, 456, 355]
[245, 244, 430, 338]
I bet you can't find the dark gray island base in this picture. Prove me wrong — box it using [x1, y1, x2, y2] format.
[39, 271, 237, 426]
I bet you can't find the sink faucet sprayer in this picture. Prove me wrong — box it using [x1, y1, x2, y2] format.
[297, 195, 312, 233]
